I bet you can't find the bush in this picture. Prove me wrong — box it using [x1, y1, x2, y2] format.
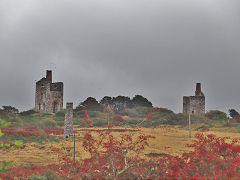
[164, 113, 187, 125]
[42, 118, 57, 128]
[165, 113, 206, 126]
[126, 107, 153, 118]
[55, 110, 65, 117]
[20, 110, 37, 116]
[234, 115, 240, 123]
[88, 111, 99, 118]
[113, 115, 124, 123]
[92, 118, 108, 127]
[151, 108, 174, 119]
[8, 115, 22, 124]
[206, 110, 228, 121]
[125, 118, 139, 126]
[56, 121, 64, 127]
[0, 110, 8, 121]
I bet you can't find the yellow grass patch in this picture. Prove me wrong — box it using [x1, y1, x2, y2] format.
[1, 127, 240, 166]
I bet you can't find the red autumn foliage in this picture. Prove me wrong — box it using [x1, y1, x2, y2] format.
[48, 132, 240, 179]
[0, 166, 49, 179]
[77, 128, 138, 133]
[44, 128, 64, 135]
[1, 132, 240, 179]
[80, 108, 92, 127]
[0, 126, 43, 136]
[112, 114, 125, 126]
[234, 114, 240, 123]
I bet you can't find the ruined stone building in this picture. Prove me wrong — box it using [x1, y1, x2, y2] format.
[35, 70, 63, 113]
[183, 83, 205, 115]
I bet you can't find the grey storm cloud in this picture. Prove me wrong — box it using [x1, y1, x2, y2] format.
[0, 0, 240, 113]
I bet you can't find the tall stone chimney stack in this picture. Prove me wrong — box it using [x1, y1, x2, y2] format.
[64, 102, 73, 139]
[195, 83, 203, 96]
[46, 70, 52, 82]
[196, 83, 201, 92]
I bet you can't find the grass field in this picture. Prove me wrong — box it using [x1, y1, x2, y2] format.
[1, 127, 240, 167]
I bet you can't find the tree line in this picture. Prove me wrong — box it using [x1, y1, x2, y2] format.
[75, 95, 153, 113]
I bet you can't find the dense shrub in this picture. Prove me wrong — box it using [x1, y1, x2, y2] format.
[92, 118, 108, 127]
[8, 115, 22, 123]
[19, 110, 37, 116]
[1, 126, 43, 136]
[42, 118, 57, 128]
[56, 121, 64, 127]
[125, 118, 139, 126]
[126, 107, 153, 118]
[55, 110, 65, 117]
[44, 128, 64, 135]
[164, 113, 187, 125]
[151, 108, 174, 118]
[0, 110, 9, 121]
[112, 115, 125, 123]
[234, 115, 240, 123]
[206, 110, 228, 122]
[166, 113, 206, 126]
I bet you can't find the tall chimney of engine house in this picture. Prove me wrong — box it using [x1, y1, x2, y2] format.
[196, 83, 201, 92]
[195, 83, 203, 96]
[46, 70, 52, 82]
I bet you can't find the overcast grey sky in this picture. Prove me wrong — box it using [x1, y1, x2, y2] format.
[0, 0, 240, 113]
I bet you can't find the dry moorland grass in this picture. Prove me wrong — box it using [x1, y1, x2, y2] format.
[1, 127, 240, 166]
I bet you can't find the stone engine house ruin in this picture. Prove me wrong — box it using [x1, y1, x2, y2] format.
[183, 83, 205, 115]
[35, 70, 63, 113]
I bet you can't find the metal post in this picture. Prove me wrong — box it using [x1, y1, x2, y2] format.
[73, 131, 75, 161]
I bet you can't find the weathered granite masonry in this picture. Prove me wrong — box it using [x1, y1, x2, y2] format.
[64, 102, 73, 139]
[35, 70, 63, 113]
[183, 83, 205, 115]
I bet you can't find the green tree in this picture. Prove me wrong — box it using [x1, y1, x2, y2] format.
[112, 96, 132, 112]
[100, 96, 113, 108]
[76, 97, 103, 112]
[228, 109, 239, 119]
[131, 95, 153, 107]
[1, 106, 19, 114]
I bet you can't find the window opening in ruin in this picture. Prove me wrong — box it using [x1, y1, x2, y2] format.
[53, 102, 57, 113]
[39, 104, 41, 111]
[43, 103, 45, 111]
